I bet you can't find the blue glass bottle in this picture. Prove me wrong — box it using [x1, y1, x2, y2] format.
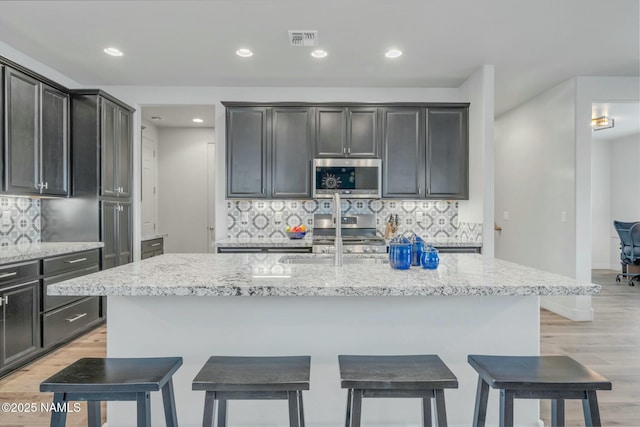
[409, 233, 425, 267]
[421, 244, 440, 269]
[389, 235, 412, 270]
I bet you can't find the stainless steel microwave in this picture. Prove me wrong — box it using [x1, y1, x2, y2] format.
[312, 158, 382, 198]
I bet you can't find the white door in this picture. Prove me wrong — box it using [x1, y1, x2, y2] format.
[207, 142, 216, 252]
[141, 135, 157, 237]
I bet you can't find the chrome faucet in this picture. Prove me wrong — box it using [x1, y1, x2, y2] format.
[333, 192, 343, 267]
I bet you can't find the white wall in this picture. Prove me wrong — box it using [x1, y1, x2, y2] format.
[495, 79, 577, 276]
[495, 79, 588, 319]
[157, 127, 215, 253]
[590, 139, 612, 269]
[459, 65, 495, 256]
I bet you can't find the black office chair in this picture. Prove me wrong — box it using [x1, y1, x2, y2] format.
[613, 220, 640, 286]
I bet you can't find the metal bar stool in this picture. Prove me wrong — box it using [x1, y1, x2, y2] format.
[338, 355, 459, 427]
[468, 355, 612, 427]
[192, 356, 310, 427]
[39, 357, 182, 427]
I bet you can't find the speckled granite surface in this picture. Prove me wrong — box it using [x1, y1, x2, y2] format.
[48, 253, 600, 297]
[214, 236, 481, 249]
[215, 236, 313, 248]
[141, 233, 168, 242]
[0, 242, 104, 265]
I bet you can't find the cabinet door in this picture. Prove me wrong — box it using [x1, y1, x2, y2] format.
[100, 98, 118, 197]
[426, 108, 468, 199]
[381, 108, 425, 198]
[0, 281, 40, 368]
[271, 107, 312, 198]
[315, 107, 346, 157]
[101, 201, 118, 270]
[347, 107, 378, 157]
[40, 85, 69, 196]
[5, 68, 39, 194]
[0, 65, 4, 191]
[226, 107, 268, 198]
[117, 202, 132, 266]
[117, 108, 132, 198]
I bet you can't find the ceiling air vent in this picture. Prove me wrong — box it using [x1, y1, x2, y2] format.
[288, 30, 318, 47]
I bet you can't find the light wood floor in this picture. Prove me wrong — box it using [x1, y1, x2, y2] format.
[540, 270, 640, 426]
[0, 270, 638, 426]
[0, 326, 106, 427]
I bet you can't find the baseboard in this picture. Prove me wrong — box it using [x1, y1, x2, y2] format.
[591, 262, 614, 270]
[541, 298, 594, 321]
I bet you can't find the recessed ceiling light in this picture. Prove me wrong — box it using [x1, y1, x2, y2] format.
[385, 49, 402, 59]
[311, 49, 328, 58]
[103, 47, 123, 57]
[236, 48, 253, 58]
[193, 118, 204, 123]
[151, 116, 162, 121]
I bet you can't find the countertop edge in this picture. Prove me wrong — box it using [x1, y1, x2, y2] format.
[0, 242, 104, 265]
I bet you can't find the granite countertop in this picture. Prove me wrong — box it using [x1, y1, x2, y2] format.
[0, 242, 104, 265]
[215, 236, 313, 248]
[214, 236, 481, 248]
[141, 233, 168, 242]
[48, 252, 600, 297]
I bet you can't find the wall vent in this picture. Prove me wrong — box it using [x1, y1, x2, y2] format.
[288, 30, 318, 47]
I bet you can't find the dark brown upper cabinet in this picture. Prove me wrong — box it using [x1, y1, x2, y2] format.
[4, 67, 69, 197]
[315, 107, 379, 158]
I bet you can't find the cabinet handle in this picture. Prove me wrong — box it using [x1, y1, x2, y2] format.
[66, 313, 87, 323]
[347, 147, 351, 154]
[418, 188, 421, 195]
[151, 243, 161, 247]
[0, 296, 8, 306]
[343, 147, 346, 154]
[44, 182, 48, 190]
[262, 187, 266, 194]
[65, 258, 88, 264]
[0, 272, 17, 279]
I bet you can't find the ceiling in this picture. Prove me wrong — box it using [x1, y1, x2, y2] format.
[591, 102, 640, 141]
[142, 105, 215, 128]
[0, 0, 637, 115]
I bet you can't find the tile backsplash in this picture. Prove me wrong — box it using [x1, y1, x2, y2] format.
[227, 200, 482, 242]
[0, 197, 41, 246]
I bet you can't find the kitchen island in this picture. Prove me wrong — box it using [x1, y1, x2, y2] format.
[49, 253, 599, 427]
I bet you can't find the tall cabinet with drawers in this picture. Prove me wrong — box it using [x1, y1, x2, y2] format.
[41, 90, 134, 270]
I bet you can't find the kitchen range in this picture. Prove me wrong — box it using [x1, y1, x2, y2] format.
[311, 213, 386, 254]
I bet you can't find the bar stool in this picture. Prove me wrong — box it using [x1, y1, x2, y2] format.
[192, 356, 310, 427]
[468, 355, 612, 427]
[338, 355, 458, 427]
[39, 357, 182, 427]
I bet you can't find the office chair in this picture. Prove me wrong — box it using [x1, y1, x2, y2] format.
[613, 220, 640, 286]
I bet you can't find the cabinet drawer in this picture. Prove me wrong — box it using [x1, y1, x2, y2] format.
[141, 252, 154, 260]
[0, 261, 39, 286]
[141, 238, 163, 254]
[42, 265, 100, 311]
[43, 249, 99, 276]
[43, 297, 100, 347]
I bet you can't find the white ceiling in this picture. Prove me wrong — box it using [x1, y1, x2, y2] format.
[0, 0, 637, 115]
[142, 105, 215, 128]
[591, 102, 640, 141]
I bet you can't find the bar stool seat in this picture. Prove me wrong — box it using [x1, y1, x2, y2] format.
[468, 354, 612, 427]
[339, 355, 458, 427]
[192, 356, 310, 427]
[40, 357, 182, 427]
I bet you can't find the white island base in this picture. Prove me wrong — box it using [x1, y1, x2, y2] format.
[106, 295, 540, 427]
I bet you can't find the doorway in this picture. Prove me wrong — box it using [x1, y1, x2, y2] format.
[590, 101, 640, 270]
[140, 105, 216, 253]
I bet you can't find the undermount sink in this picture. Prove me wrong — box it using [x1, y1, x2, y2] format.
[279, 256, 388, 265]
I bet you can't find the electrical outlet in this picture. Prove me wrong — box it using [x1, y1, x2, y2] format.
[561, 211, 567, 223]
[1, 211, 11, 225]
[415, 211, 425, 224]
[503, 211, 510, 221]
[274, 212, 282, 223]
[241, 212, 249, 223]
